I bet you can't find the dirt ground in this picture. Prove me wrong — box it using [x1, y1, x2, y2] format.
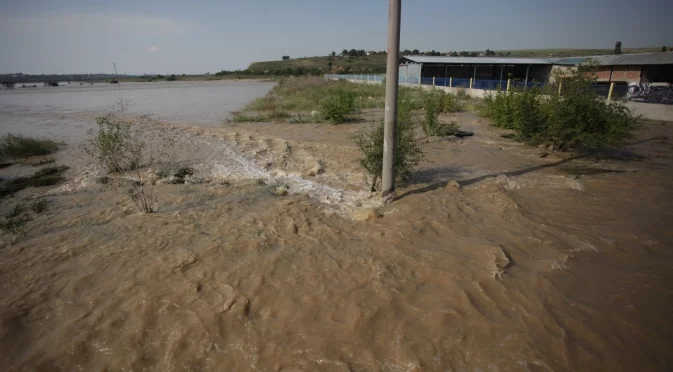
[1, 111, 673, 371]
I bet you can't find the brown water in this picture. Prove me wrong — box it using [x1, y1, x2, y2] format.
[1, 87, 673, 371]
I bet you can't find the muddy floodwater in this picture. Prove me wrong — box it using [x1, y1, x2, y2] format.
[1, 82, 673, 371]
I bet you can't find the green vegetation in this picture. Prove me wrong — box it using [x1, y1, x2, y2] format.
[230, 77, 464, 124]
[319, 88, 356, 123]
[0, 166, 68, 198]
[0, 134, 59, 160]
[355, 103, 425, 191]
[422, 99, 460, 136]
[482, 61, 637, 151]
[247, 54, 388, 75]
[84, 113, 176, 213]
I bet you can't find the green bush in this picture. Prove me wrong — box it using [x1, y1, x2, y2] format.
[422, 96, 461, 136]
[320, 88, 356, 123]
[83, 113, 176, 213]
[355, 102, 425, 190]
[0, 134, 59, 159]
[84, 114, 143, 172]
[482, 61, 637, 151]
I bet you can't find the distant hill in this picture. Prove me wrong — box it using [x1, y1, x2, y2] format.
[247, 47, 665, 74]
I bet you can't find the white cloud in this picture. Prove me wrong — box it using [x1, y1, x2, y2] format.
[147, 46, 160, 52]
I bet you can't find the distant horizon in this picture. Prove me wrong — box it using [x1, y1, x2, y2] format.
[2, 46, 670, 76]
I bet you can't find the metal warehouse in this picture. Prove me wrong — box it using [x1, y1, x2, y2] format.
[400, 53, 673, 87]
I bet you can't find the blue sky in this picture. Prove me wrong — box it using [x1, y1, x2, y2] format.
[1, 0, 672, 74]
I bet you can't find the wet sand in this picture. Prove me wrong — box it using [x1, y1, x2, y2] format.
[1, 110, 673, 371]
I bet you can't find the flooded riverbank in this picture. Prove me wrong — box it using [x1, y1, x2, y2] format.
[1, 83, 673, 370]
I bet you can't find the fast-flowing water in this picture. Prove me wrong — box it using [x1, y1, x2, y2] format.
[1, 82, 673, 371]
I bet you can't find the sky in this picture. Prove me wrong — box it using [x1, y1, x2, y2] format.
[1, 0, 672, 75]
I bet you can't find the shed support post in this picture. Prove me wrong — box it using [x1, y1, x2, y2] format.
[444, 65, 448, 86]
[499, 65, 504, 90]
[449, 77, 452, 87]
[432, 76, 435, 86]
[524, 64, 530, 88]
[473, 65, 477, 86]
[607, 82, 615, 101]
[469, 78, 473, 89]
[507, 79, 511, 92]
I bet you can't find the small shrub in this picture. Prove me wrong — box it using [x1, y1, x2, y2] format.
[423, 98, 439, 135]
[109, 80, 119, 84]
[166, 74, 177, 81]
[0, 134, 59, 159]
[45, 81, 59, 87]
[422, 98, 460, 137]
[355, 102, 425, 190]
[83, 112, 177, 213]
[482, 60, 637, 151]
[320, 88, 356, 123]
[455, 88, 469, 99]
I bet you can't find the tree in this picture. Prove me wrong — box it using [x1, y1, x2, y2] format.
[662, 46, 668, 52]
[614, 41, 622, 55]
[341, 49, 348, 56]
[357, 49, 366, 56]
[282, 55, 290, 60]
[402, 49, 412, 55]
[331, 51, 336, 57]
[412, 49, 420, 55]
[450, 51, 459, 57]
[348, 49, 358, 57]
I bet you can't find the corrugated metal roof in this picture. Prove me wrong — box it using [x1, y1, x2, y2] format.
[553, 53, 673, 66]
[403, 53, 673, 66]
[401, 56, 551, 65]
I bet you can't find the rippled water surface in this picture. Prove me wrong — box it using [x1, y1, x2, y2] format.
[0, 81, 275, 140]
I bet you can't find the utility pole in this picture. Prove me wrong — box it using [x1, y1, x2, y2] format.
[381, 0, 402, 198]
[113, 62, 120, 87]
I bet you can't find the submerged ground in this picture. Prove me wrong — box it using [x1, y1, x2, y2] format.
[1, 88, 673, 370]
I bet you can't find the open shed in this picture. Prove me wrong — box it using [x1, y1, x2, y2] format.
[399, 56, 553, 87]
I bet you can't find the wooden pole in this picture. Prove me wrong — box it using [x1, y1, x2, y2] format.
[607, 82, 615, 101]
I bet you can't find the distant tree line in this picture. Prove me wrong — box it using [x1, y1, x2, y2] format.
[0, 73, 135, 83]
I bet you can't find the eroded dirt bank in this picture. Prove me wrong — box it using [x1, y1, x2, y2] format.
[1, 112, 673, 371]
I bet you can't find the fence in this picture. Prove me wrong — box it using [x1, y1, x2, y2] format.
[323, 74, 649, 102]
[324, 73, 545, 92]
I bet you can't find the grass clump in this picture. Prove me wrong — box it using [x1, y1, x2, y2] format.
[0, 166, 68, 198]
[355, 102, 425, 191]
[320, 87, 356, 123]
[0, 134, 59, 159]
[482, 60, 637, 151]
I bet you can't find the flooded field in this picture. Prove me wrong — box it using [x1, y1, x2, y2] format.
[1, 82, 673, 371]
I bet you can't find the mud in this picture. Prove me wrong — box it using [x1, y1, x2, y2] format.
[1, 107, 673, 371]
